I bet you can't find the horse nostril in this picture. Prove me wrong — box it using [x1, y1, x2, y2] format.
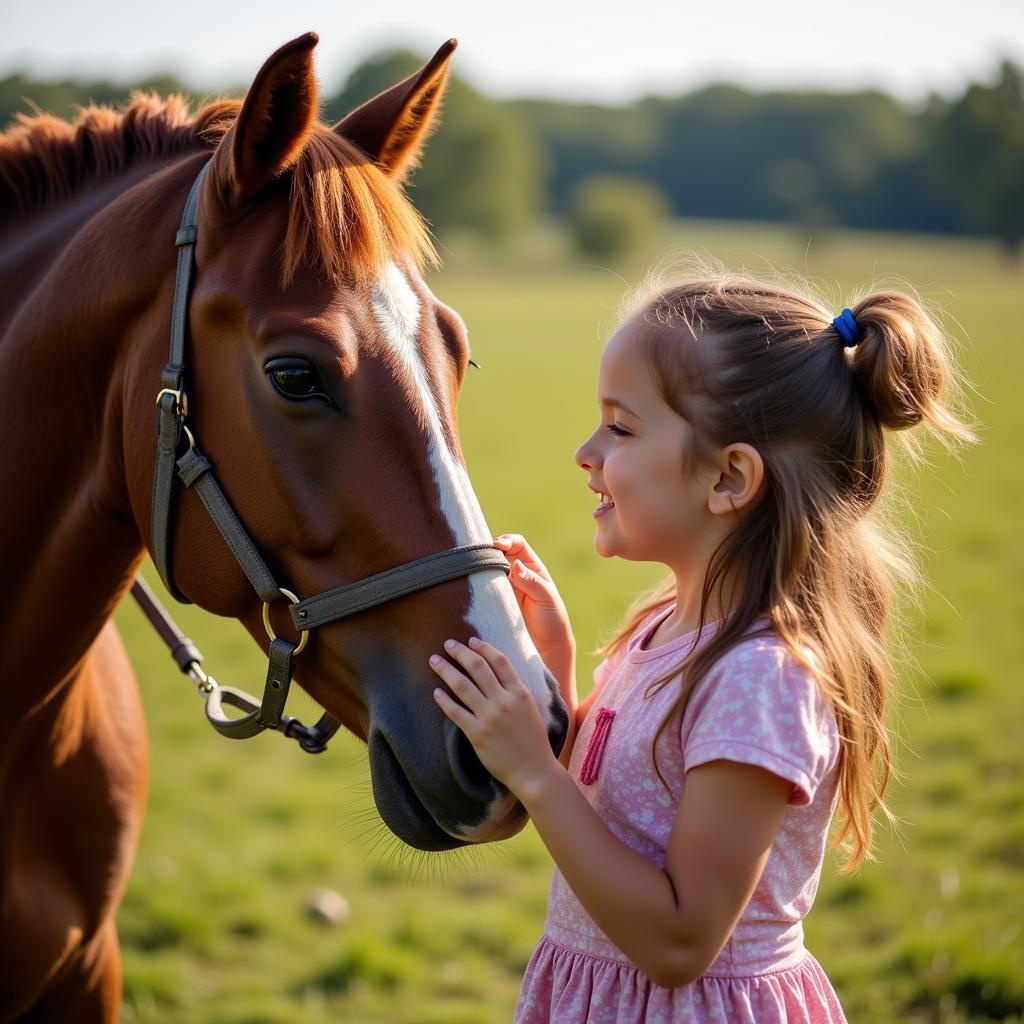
[445, 721, 498, 801]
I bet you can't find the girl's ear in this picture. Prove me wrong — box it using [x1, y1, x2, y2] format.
[708, 443, 765, 516]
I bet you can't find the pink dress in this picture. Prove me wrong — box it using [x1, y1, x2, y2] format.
[515, 608, 848, 1023]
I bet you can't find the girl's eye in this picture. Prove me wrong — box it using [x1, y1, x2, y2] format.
[266, 358, 333, 405]
[605, 423, 630, 437]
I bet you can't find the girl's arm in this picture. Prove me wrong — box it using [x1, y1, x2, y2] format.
[431, 638, 791, 988]
[522, 754, 790, 986]
[492, 534, 580, 763]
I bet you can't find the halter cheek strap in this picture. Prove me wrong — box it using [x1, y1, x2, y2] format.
[140, 159, 510, 754]
[151, 163, 208, 603]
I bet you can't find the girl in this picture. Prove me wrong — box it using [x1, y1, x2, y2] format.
[428, 271, 974, 1023]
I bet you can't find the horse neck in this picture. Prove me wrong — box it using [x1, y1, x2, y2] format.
[0, 155, 201, 720]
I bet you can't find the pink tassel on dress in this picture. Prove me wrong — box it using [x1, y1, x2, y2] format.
[579, 708, 616, 785]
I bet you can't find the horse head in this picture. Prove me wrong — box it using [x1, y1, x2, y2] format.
[123, 34, 568, 851]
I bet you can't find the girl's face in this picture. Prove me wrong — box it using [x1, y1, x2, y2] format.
[575, 323, 716, 567]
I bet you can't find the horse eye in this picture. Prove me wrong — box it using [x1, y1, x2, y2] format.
[266, 359, 330, 403]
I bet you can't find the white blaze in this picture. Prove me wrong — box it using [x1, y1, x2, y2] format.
[371, 262, 490, 546]
[370, 264, 553, 755]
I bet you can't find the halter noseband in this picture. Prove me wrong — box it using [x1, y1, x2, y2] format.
[145, 160, 510, 753]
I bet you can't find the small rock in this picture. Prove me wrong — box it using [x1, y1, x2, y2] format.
[305, 886, 351, 927]
[939, 867, 960, 901]
[440, 961, 467, 985]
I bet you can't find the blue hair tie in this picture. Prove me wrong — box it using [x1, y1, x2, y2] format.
[832, 308, 860, 348]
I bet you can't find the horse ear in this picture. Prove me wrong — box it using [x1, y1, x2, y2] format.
[212, 32, 319, 206]
[333, 39, 457, 183]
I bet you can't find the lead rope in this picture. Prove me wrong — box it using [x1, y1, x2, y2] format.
[130, 576, 338, 753]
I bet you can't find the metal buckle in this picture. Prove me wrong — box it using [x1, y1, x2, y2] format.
[262, 587, 310, 655]
[156, 387, 189, 417]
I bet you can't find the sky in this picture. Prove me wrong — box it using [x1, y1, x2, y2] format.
[2, 0, 1022, 106]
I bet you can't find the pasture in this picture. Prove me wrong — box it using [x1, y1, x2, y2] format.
[114, 220, 1022, 1023]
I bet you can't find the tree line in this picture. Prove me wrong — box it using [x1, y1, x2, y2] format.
[2, 51, 1021, 254]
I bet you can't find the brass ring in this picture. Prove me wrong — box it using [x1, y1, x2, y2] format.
[155, 387, 188, 416]
[262, 587, 309, 656]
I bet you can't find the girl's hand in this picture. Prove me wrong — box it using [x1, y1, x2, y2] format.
[430, 637, 560, 802]
[494, 534, 575, 673]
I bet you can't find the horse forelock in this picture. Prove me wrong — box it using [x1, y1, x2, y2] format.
[0, 94, 437, 287]
[283, 126, 437, 288]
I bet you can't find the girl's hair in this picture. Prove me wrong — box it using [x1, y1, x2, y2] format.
[600, 263, 976, 873]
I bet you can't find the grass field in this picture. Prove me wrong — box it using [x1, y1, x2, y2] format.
[114, 220, 1023, 1023]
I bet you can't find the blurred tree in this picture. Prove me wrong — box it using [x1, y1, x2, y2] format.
[326, 50, 543, 241]
[515, 86, 961, 235]
[640, 86, 937, 229]
[3, 57, 1021, 248]
[934, 60, 1024, 259]
[568, 174, 668, 261]
[511, 99, 658, 212]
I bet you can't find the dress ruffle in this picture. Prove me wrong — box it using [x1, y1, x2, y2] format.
[515, 937, 848, 1024]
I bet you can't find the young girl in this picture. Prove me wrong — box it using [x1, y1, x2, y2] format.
[428, 271, 974, 1023]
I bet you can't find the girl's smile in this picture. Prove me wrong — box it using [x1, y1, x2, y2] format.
[593, 490, 616, 518]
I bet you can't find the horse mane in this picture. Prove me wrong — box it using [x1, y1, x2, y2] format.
[0, 92, 436, 284]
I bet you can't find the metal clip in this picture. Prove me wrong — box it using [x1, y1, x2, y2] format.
[188, 662, 217, 696]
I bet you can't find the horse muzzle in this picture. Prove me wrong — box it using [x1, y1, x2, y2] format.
[367, 667, 568, 851]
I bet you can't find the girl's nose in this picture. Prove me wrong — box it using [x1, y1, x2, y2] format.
[575, 432, 601, 471]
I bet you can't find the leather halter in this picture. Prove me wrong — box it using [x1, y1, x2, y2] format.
[146, 160, 510, 753]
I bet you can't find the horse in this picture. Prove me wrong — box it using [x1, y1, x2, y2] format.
[0, 33, 568, 1022]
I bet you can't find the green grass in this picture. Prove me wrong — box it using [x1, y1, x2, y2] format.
[115, 220, 1023, 1023]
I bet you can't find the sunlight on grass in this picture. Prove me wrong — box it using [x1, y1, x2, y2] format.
[116, 220, 1023, 1023]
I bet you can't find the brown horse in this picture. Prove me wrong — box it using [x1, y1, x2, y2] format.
[0, 34, 567, 1022]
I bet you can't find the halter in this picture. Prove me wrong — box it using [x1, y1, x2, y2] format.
[142, 160, 510, 753]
